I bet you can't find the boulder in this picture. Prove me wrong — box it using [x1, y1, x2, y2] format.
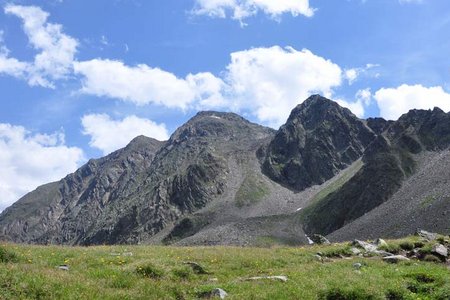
[211, 288, 228, 299]
[246, 276, 288, 282]
[350, 247, 362, 255]
[352, 240, 377, 252]
[416, 229, 437, 241]
[374, 238, 388, 248]
[432, 244, 448, 258]
[383, 255, 410, 264]
[183, 261, 210, 274]
[311, 234, 331, 245]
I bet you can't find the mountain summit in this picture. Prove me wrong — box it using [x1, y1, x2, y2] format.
[1, 96, 449, 245]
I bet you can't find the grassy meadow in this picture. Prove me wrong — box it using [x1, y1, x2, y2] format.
[1, 237, 449, 299]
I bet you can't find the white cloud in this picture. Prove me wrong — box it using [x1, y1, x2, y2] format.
[75, 46, 346, 128]
[192, 0, 314, 23]
[223, 46, 342, 126]
[74, 59, 225, 110]
[81, 114, 169, 155]
[344, 69, 359, 85]
[335, 89, 372, 118]
[0, 124, 84, 211]
[344, 64, 379, 85]
[3, 4, 78, 88]
[374, 84, 450, 120]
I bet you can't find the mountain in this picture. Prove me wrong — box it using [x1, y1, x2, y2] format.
[1, 95, 449, 246]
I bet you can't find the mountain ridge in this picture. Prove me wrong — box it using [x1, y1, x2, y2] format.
[1, 95, 449, 246]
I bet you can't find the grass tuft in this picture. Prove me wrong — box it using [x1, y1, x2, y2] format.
[136, 263, 165, 279]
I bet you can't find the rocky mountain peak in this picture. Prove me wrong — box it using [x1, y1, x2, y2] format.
[287, 95, 356, 130]
[263, 95, 375, 191]
[169, 111, 273, 144]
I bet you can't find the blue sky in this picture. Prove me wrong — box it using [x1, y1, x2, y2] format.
[0, 0, 449, 210]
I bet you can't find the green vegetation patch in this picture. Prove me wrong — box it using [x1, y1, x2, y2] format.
[0, 239, 449, 299]
[0, 245, 19, 263]
[309, 159, 363, 205]
[235, 174, 269, 208]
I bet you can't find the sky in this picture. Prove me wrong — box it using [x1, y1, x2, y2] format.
[0, 0, 450, 211]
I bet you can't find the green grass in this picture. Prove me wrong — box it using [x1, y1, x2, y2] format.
[309, 159, 363, 206]
[235, 174, 269, 208]
[0, 239, 449, 300]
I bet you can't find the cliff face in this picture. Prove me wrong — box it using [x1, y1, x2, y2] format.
[263, 95, 375, 191]
[1, 96, 449, 246]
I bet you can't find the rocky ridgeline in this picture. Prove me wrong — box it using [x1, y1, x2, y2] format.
[313, 230, 450, 266]
[1, 95, 449, 246]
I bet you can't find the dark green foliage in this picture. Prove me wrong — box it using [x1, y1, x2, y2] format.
[422, 254, 442, 263]
[136, 263, 165, 279]
[321, 246, 353, 258]
[399, 241, 415, 251]
[163, 215, 209, 244]
[0, 246, 18, 263]
[378, 243, 401, 254]
[385, 289, 408, 300]
[318, 287, 378, 300]
[171, 266, 193, 280]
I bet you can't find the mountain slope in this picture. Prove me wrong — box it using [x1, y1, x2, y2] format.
[1, 95, 449, 246]
[302, 107, 450, 237]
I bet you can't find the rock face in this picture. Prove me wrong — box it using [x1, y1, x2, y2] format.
[263, 95, 375, 191]
[303, 106, 450, 237]
[1, 95, 450, 246]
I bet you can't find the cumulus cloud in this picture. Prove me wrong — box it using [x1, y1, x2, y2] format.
[0, 124, 84, 211]
[223, 46, 343, 126]
[374, 84, 450, 120]
[3, 4, 77, 88]
[344, 64, 379, 85]
[192, 0, 314, 23]
[74, 46, 353, 127]
[335, 89, 372, 119]
[81, 114, 169, 155]
[74, 59, 225, 110]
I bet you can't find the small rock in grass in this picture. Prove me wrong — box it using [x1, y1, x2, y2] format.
[432, 244, 448, 258]
[383, 255, 410, 264]
[58, 264, 69, 271]
[183, 261, 209, 274]
[374, 238, 388, 248]
[353, 263, 362, 270]
[352, 240, 377, 252]
[350, 247, 362, 255]
[314, 254, 323, 262]
[211, 288, 228, 299]
[246, 276, 288, 282]
[311, 234, 331, 245]
[372, 250, 394, 257]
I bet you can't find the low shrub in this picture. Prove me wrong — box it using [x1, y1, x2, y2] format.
[422, 254, 442, 263]
[318, 287, 377, 300]
[171, 266, 193, 280]
[0, 246, 18, 263]
[399, 241, 414, 251]
[378, 243, 401, 254]
[136, 263, 165, 279]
